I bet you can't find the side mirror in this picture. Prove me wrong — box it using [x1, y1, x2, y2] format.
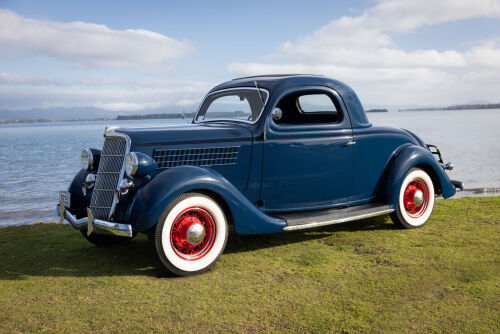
[272, 108, 283, 121]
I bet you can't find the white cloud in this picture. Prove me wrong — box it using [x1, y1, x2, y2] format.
[0, 9, 195, 71]
[93, 101, 164, 112]
[228, 0, 500, 105]
[0, 72, 66, 86]
[0, 78, 213, 111]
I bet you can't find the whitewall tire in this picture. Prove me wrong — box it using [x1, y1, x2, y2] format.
[390, 168, 435, 229]
[152, 192, 228, 276]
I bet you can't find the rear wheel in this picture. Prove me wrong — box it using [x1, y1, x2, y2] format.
[151, 192, 228, 276]
[390, 168, 435, 229]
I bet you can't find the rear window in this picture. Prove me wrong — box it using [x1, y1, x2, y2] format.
[297, 94, 337, 114]
[274, 91, 341, 124]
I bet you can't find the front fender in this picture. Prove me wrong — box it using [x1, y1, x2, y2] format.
[377, 145, 456, 207]
[67, 169, 92, 218]
[125, 166, 286, 234]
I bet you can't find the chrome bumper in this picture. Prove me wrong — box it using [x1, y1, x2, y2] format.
[57, 203, 133, 238]
[451, 180, 464, 191]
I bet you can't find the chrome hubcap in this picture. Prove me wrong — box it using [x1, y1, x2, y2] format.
[186, 223, 205, 245]
[413, 190, 424, 207]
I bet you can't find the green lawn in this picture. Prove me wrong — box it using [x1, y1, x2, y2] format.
[0, 197, 499, 333]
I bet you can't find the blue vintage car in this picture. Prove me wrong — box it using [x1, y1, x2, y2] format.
[58, 74, 462, 276]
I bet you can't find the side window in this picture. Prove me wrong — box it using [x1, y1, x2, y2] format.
[297, 94, 337, 114]
[275, 91, 340, 124]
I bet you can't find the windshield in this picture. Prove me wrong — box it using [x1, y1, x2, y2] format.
[195, 88, 268, 123]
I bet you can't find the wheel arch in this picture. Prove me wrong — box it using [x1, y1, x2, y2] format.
[126, 165, 286, 234]
[374, 144, 456, 207]
[414, 162, 442, 196]
[190, 188, 234, 226]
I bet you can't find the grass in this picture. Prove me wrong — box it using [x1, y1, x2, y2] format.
[0, 197, 499, 333]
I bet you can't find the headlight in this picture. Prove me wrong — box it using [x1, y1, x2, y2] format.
[124, 152, 157, 178]
[125, 152, 139, 177]
[81, 148, 94, 171]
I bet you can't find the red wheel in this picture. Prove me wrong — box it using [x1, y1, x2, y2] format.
[170, 207, 217, 261]
[152, 192, 228, 276]
[391, 168, 435, 228]
[402, 178, 430, 218]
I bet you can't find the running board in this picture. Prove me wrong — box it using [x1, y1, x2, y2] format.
[276, 204, 394, 231]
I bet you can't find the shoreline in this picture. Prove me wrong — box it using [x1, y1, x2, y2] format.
[1, 192, 499, 228]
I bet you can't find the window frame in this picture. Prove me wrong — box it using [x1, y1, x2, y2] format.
[193, 87, 270, 125]
[271, 88, 345, 126]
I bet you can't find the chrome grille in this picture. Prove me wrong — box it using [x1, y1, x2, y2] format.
[154, 146, 239, 169]
[90, 135, 129, 220]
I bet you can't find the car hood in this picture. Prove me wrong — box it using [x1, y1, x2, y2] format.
[115, 123, 253, 147]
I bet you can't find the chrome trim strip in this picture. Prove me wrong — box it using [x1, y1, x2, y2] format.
[57, 203, 133, 238]
[157, 162, 237, 169]
[103, 130, 131, 220]
[282, 208, 395, 231]
[193, 87, 270, 125]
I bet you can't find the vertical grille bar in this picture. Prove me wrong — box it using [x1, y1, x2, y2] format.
[90, 134, 129, 220]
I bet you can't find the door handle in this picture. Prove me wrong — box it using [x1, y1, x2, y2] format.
[342, 140, 356, 147]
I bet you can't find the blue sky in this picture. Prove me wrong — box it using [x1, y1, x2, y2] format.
[0, 0, 499, 113]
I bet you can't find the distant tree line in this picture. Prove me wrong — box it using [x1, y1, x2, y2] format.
[0, 117, 111, 124]
[116, 110, 247, 120]
[116, 112, 195, 120]
[365, 108, 388, 112]
[400, 103, 500, 112]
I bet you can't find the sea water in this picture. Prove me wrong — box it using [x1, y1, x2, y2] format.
[0, 109, 498, 226]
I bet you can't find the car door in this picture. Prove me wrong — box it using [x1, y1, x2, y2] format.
[260, 87, 354, 211]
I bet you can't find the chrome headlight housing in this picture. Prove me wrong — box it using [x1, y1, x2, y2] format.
[124, 152, 157, 178]
[81, 148, 94, 171]
[125, 152, 139, 177]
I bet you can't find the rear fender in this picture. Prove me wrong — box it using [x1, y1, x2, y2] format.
[376, 145, 456, 207]
[125, 165, 286, 234]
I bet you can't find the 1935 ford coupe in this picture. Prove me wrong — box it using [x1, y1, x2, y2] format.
[58, 75, 462, 276]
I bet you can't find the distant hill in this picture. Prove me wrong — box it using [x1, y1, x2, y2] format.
[399, 103, 500, 112]
[0, 107, 111, 121]
[2, 101, 497, 123]
[0, 104, 199, 122]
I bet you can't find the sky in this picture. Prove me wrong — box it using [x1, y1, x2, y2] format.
[0, 0, 499, 114]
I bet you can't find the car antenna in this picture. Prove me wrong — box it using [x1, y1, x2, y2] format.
[254, 80, 265, 105]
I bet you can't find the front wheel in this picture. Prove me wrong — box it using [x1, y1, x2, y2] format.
[151, 192, 228, 276]
[390, 168, 435, 229]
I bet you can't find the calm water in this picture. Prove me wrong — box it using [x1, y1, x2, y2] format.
[0, 109, 499, 226]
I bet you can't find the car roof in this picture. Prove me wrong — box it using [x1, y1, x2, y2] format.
[208, 74, 371, 128]
[210, 74, 344, 92]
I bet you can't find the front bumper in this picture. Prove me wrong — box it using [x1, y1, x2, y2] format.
[57, 203, 133, 238]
